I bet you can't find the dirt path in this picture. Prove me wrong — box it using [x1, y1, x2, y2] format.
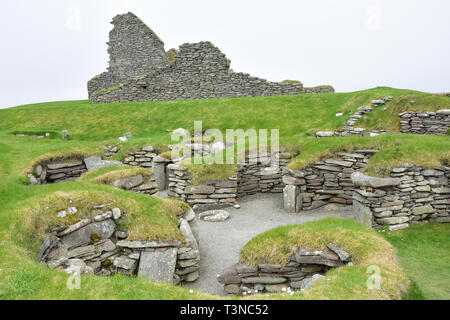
[184, 193, 355, 295]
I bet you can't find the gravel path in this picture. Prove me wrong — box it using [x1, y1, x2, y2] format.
[184, 193, 355, 295]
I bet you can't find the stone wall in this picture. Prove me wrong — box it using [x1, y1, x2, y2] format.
[315, 97, 391, 138]
[28, 156, 122, 185]
[217, 243, 351, 295]
[167, 164, 238, 212]
[237, 152, 291, 197]
[87, 12, 167, 97]
[37, 206, 200, 284]
[399, 109, 450, 135]
[167, 151, 292, 211]
[88, 13, 334, 104]
[283, 150, 377, 212]
[352, 167, 449, 231]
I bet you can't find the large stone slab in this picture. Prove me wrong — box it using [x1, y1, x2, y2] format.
[112, 174, 144, 190]
[60, 219, 116, 249]
[138, 249, 178, 283]
[84, 156, 122, 171]
[352, 172, 401, 188]
[283, 185, 302, 213]
[353, 197, 373, 227]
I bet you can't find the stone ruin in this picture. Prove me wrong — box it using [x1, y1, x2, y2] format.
[37, 205, 200, 284]
[218, 243, 352, 295]
[88, 12, 334, 104]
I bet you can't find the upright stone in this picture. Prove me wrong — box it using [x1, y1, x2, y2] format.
[138, 249, 178, 283]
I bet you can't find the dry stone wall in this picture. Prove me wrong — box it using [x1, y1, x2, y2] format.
[218, 243, 352, 295]
[37, 206, 200, 284]
[399, 109, 450, 135]
[88, 13, 334, 104]
[88, 12, 167, 97]
[315, 97, 391, 138]
[167, 151, 292, 212]
[352, 167, 449, 231]
[28, 156, 122, 185]
[283, 150, 377, 212]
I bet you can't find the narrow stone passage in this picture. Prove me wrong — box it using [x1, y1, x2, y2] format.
[184, 193, 355, 295]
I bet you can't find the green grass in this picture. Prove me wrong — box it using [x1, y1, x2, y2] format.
[382, 222, 450, 300]
[240, 218, 409, 300]
[286, 134, 450, 176]
[0, 87, 419, 141]
[357, 93, 450, 132]
[0, 86, 449, 300]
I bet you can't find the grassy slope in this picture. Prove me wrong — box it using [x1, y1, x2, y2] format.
[357, 93, 450, 132]
[0, 86, 448, 299]
[0, 87, 418, 141]
[382, 223, 450, 300]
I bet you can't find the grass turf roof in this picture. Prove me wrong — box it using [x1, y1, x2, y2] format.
[240, 217, 409, 300]
[78, 166, 153, 184]
[357, 93, 450, 133]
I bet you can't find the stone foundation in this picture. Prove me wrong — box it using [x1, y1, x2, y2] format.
[352, 166, 449, 230]
[28, 156, 122, 185]
[37, 206, 200, 284]
[218, 243, 351, 295]
[399, 109, 450, 135]
[283, 150, 376, 211]
[167, 151, 292, 211]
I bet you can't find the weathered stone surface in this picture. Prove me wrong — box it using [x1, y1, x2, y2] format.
[353, 199, 373, 227]
[60, 219, 116, 249]
[185, 185, 215, 194]
[291, 274, 325, 290]
[241, 277, 287, 284]
[116, 240, 182, 249]
[412, 205, 435, 216]
[377, 216, 409, 225]
[352, 172, 401, 188]
[112, 208, 121, 220]
[138, 249, 178, 283]
[217, 264, 241, 284]
[283, 185, 301, 213]
[113, 255, 137, 271]
[152, 161, 167, 191]
[326, 243, 352, 262]
[84, 156, 122, 171]
[198, 210, 230, 222]
[112, 174, 144, 190]
[295, 249, 342, 267]
[179, 219, 199, 250]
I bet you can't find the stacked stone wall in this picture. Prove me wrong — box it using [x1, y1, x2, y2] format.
[399, 110, 449, 135]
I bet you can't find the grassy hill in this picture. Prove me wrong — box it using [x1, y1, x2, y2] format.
[0, 87, 449, 300]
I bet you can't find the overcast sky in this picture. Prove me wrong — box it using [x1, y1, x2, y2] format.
[0, 0, 449, 109]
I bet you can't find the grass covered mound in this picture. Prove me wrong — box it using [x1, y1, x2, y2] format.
[286, 134, 450, 176]
[78, 166, 153, 185]
[240, 218, 409, 300]
[357, 93, 450, 132]
[11, 190, 187, 256]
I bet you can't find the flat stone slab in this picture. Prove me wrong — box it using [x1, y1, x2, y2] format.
[60, 219, 116, 249]
[199, 210, 230, 222]
[84, 156, 122, 171]
[138, 249, 178, 283]
[352, 172, 401, 188]
[112, 174, 144, 190]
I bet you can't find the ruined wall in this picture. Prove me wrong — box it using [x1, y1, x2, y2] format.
[352, 166, 449, 231]
[90, 42, 305, 103]
[399, 110, 450, 135]
[88, 13, 335, 103]
[88, 12, 167, 97]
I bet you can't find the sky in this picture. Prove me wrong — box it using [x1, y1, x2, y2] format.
[0, 0, 449, 109]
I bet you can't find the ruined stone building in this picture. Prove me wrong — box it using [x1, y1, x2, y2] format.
[88, 12, 334, 104]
